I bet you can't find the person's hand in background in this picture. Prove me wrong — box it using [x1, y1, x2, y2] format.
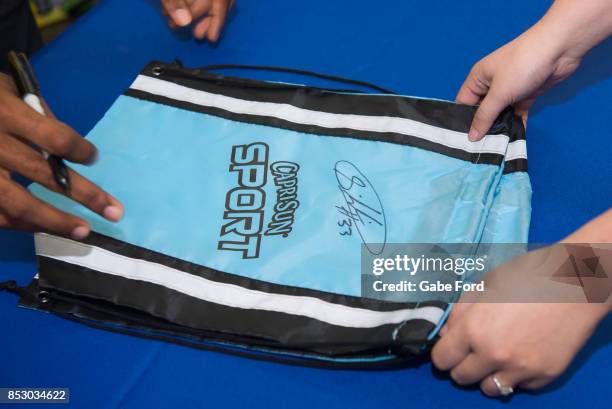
[0, 73, 123, 240]
[161, 0, 234, 42]
[459, 0, 612, 141]
[431, 209, 612, 397]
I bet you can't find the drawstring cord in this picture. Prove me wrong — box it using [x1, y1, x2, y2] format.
[0, 280, 27, 298]
[0, 280, 18, 292]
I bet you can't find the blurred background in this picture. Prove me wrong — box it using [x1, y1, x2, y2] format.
[30, 0, 97, 42]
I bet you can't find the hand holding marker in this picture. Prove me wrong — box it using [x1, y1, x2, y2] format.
[0, 51, 123, 240]
[7, 51, 70, 192]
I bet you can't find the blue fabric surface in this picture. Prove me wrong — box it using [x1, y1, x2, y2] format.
[0, 0, 610, 408]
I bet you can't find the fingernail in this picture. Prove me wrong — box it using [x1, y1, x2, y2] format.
[103, 205, 124, 222]
[88, 150, 99, 165]
[468, 129, 480, 141]
[173, 9, 192, 26]
[71, 225, 90, 240]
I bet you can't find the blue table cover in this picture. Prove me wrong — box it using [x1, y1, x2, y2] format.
[0, 1, 610, 408]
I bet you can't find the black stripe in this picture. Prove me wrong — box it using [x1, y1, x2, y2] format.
[144, 61, 525, 143]
[20, 279, 429, 367]
[124, 88, 505, 166]
[36, 257, 438, 356]
[503, 158, 528, 174]
[75, 231, 447, 312]
[132, 61, 528, 172]
[44, 288, 431, 362]
[67, 315, 422, 368]
[69, 318, 421, 368]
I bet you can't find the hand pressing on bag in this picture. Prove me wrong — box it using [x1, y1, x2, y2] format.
[459, 0, 612, 141]
[432, 209, 612, 397]
[0, 73, 123, 240]
[161, 0, 235, 42]
[432, 302, 609, 397]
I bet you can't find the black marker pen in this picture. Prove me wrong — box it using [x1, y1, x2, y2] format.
[7, 51, 71, 192]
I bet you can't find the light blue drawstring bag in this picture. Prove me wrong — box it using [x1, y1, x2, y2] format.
[19, 61, 531, 367]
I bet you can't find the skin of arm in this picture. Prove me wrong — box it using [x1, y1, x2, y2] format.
[432, 209, 612, 397]
[458, 0, 612, 141]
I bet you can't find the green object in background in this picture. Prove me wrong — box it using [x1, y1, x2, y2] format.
[31, 0, 97, 29]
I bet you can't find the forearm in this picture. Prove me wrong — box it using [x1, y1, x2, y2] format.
[561, 208, 612, 319]
[535, 0, 612, 60]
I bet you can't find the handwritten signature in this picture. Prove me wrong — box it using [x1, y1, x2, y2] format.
[334, 160, 387, 255]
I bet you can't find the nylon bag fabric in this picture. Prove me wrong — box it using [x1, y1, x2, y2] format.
[19, 61, 531, 367]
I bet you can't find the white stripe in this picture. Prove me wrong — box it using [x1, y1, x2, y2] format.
[506, 140, 528, 161]
[35, 233, 445, 329]
[130, 75, 523, 157]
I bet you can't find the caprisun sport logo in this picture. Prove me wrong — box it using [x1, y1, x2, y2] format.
[218, 142, 300, 259]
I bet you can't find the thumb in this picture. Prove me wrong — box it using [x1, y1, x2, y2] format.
[468, 90, 509, 141]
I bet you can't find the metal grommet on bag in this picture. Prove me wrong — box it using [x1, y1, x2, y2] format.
[37, 290, 50, 304]
[151, 66, 163, 76]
